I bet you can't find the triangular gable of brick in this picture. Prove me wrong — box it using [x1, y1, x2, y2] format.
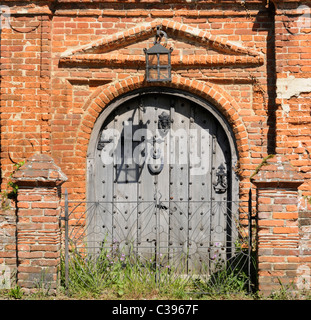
[59, 19, 264, 66]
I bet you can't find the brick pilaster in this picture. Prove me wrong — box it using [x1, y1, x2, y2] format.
[0, 208, 16, 289]
[251, 155, 304, 296]
[12, 154, 67, 292]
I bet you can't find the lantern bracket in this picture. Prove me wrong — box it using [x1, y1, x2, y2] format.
[144, 26, 173, 83]
[154, 25, 168, 46]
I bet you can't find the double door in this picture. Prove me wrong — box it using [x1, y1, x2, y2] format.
[89, 92, 233, 274]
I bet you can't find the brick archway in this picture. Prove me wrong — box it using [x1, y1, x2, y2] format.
[76, 75, 250, 162]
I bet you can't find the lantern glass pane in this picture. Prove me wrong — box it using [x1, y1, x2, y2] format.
[148, 68, 158, 80]
[148, 54, 158, 66]
[159, 54, 169, 65]
[159, 67, 169, 80]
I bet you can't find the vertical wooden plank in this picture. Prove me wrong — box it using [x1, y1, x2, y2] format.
[112, 101, 139, 256]
[169, 96, 190, 274]
[136, 95, 157, 263]
[95, 111, 116, 254]
[86, 157, 97, 255]
[188, 106, 213, 275]
[154, 95, 170, 269]
[210, 123, 229, 272]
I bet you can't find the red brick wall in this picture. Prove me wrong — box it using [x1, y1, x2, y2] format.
[16, 186, 61, 291]
[53, 5, 269, 203]
[1, 1, 272, 200]
[1, 0, 311, 294]
[1, 12, 51, 175]
[11, 153, 66, 291]
[251, 154, 305, 295]
[274, 2, 311, 207]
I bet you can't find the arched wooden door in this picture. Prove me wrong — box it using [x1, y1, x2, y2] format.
[87, 88, 238, 275]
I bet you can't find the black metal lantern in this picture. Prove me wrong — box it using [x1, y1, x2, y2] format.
[144, 26, 173, 82]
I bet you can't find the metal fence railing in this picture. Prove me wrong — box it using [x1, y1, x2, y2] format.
[61, 189, 256, 295]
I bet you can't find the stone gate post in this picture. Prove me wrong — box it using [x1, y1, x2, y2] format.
[12, 154, 67, 292]
[251, 155, 304, 296]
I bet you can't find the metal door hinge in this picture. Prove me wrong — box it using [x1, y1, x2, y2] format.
[213, 163, 227, 194]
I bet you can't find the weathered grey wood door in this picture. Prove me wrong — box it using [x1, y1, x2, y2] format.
[88, 90, 236, 274]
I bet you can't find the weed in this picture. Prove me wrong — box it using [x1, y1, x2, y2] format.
[60, 238, 254, 299]
[8, 285, 23, 299]
[268, 278, 297, 300]
[32, 269, 52, 298]
[250, 154, 275, 179]
[1, 160, 25, 209]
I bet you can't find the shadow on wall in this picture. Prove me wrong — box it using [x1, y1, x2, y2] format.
[252, 2, 277, 155]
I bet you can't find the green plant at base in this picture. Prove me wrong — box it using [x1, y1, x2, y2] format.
[33, 269, 52, 298]
[60, 240, 190, 299]
[61, 236, 255, 299]
[187, 236, 254, 297]
[203, 267, 248, 296]
[268, 278, 297, 300]
[8, 285, 23, 299]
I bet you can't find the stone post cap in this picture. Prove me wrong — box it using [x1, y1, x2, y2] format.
[251, 155, 304, 188]
[12, 153, 68, 187]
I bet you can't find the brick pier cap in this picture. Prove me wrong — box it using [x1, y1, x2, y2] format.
[251, 155, 304, 189]
[12, 153, 68, 187]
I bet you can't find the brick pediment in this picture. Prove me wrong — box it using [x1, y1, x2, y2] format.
[59, 19, 264, 68]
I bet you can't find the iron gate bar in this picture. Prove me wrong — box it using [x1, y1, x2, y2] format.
[65, 201, 248, 245]
[248, 188, 253, 293]
[64, 189, 69, 291]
